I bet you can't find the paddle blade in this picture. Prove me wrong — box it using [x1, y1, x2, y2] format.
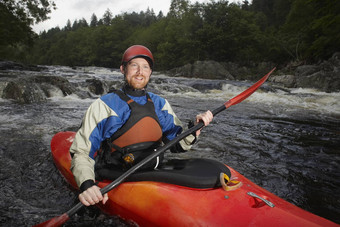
[33, 213, 69, 227]
[224, 67, 276, 109]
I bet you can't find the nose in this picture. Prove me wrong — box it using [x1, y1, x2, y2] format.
[136, 65, 144, 75]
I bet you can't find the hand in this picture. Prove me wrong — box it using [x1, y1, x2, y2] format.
[78, 185, 108, 206]
[195, 110, 213, 136]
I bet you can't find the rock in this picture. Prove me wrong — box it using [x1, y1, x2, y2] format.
[269, 74, 296, 88]
[294, 53, 340, 92]
[167, 60, 234, 80]
[295, 70, 339, 92]
[2, 81, 47, 103]
[224, 61, 275, 81]
[86, 78, 106, 95]
[166, 60, 280, 81]
[222, 62, 251, 79]
[295, 65, 319, 77]
[192, 61, 234, 80]
[0, 61, 46, 71]
[32, 75, 77, 96]
[0, 61, 25, 70]
[190, 81, 224, 92]
[2, 81, 23, 101]
[1, 75, 77, 104]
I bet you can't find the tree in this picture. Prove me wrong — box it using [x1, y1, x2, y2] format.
[251, 0, 292, 28]
[169, 0, 189, 19]
[103, 9, 113, 25]
[157, 11, 164, 20]
[242, 0, 250, 10]
[90, 13, 98, 27]
[79, 18, 89, 27]
[305, 0, 340, 59]
[281, 0, 340, 61]
[14, 0, 338, 68]
[144, 8, 157, 26]
[64, 19, 72, 31]
[0, 0, 56, 47]
[72, 19, 79, 30]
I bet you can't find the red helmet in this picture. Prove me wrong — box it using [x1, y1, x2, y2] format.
[121, 45, 154, 68]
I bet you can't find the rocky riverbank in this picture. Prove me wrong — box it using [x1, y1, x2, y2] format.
[0, 53, 339, 105]
[166, 53, 340, 93]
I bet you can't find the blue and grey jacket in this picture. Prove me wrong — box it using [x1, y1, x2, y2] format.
[70, 89, 195, 188]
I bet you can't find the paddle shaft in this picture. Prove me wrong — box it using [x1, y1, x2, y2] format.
[102, 66, 276, 194]
[37, 67, 276, 226]
[65, 116, 208, 217]
[67, 67, 276, 217]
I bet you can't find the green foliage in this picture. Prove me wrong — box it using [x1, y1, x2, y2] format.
[279, 0, 340, 61]
[102, 9, 113, 26]
[2, 0, 339, 69]
[0, 0, 55, 48]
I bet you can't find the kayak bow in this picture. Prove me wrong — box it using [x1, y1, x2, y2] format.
[45, 131, 338, 227]
[36, 68, 338, 226]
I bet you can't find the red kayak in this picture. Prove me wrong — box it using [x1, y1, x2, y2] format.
[51, 131, 338, 226]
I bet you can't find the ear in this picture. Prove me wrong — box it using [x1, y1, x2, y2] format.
[120, 65, 125, 74]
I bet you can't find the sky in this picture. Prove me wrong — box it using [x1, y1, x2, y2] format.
[32, 0, 241, 33]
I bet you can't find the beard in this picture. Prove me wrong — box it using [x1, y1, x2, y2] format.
[124, 75, 150, 90]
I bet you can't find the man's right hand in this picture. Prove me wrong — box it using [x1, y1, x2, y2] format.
[78, 185, 108, 206]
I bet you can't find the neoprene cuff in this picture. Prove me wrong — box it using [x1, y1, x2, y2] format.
[80, 179, 95, 192]
[188, 120, 197, 144]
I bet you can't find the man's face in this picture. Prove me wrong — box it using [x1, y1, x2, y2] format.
[120, 58, 152, 90]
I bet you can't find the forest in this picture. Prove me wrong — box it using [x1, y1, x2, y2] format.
[1, 0, 339, 71]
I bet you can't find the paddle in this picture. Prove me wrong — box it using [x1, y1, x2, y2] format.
[35, 67, 276, 227]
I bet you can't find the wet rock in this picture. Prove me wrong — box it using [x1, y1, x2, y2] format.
[2, 81, 46, 103]
[0, 61, 46, 71]
[1, 75, 77, 104]
[268, 74, 296, 88]
[32, 75, 77, 96]
[190, 81, 224, 92]
[167, 60, 279, 81]
[0, 61, 25, 70]
[295, 70, 338, 92]
[166, 54, 340, 92]
[223, 61, 275, 81]
[167, 60, 234, 80]
[294, 53, 340, 92]
[86, 78, 106, 95]
[267, 53, 340, 92]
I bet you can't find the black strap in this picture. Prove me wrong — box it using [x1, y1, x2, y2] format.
[112, 89, 132, 103]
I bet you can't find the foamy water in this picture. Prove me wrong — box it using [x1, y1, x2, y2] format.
[0, 66, 339, 226]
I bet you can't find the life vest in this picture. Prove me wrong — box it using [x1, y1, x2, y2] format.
[95, 89, 163, 172]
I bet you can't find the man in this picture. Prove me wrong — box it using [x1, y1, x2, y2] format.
[70, 45, 213, 206]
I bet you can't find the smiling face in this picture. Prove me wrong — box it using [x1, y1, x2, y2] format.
[120, 58, 152, 90]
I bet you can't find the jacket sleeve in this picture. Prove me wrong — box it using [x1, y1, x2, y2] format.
[70, 98, 119, 188]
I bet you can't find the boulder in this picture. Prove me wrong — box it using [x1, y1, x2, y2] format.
[167, 60, 234, 80]
[268, 74, 296, 88]
[2, 81, 47, 103]
[32, 75, 77, 96]
[86, 78, 106, 95]
[1, 75, 77, 104]
[0, 61, 46, 71]
[294, 53, 340, 92]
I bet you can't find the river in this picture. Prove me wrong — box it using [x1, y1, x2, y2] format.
[0, 66, 339, 226]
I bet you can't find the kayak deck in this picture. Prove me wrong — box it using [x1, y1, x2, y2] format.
[51, 131, 338, 226]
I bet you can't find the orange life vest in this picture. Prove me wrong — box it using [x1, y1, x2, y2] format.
[95, 90, 163, 171]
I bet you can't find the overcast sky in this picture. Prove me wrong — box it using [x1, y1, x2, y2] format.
[32, 0, 241, 33]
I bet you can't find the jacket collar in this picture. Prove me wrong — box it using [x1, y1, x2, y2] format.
[123, 84, 146, 97]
